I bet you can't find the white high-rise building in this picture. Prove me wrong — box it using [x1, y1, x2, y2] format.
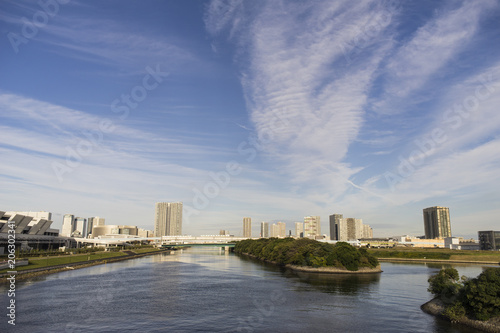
[87, 216, 105, 237]
[330, 213, 373, 241]
[304, 216, 320, 238]
[73, 217, 87, 237]
[347, 218, 363, 240]
[270, 224, 279, 237]
[243, 217, 252, 238]
[363, 224, 373, 238]
[295, 222, 303, 238]
[61, 214, 74, 237]
[260, 222, 269, 238]
[277, 222, 286, 238]
[155, 202, 183, 237]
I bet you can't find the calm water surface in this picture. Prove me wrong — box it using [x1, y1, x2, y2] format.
[0, 248, 494, 333]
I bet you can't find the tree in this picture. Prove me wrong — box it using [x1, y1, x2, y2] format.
[462, 268, 500, 321]
[427, 268, 462, 302]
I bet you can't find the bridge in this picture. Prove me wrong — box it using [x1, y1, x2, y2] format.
[73, 235, 251, 248]
[161, 243, 236, 249]
[158, 235, 249, 249]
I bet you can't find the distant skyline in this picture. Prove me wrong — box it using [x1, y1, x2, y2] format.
[1, 1, 500, 239]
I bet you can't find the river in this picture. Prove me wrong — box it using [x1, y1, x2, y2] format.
[0, 248, 494, 332]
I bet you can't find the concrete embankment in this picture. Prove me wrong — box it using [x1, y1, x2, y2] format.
[285, 264, 382, 274]
[0, 249, 172, 282]
[421, 299, 500, 333]
[239, 252, 382, 274]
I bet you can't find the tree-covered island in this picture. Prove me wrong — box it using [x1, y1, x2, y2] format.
[234, 238, 381, 273]
[422, 267, 500, 332]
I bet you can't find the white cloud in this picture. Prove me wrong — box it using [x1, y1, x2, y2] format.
[225, 1, 398, 198]
[378, 0, 497, 111]
[204, 0, 244, 37]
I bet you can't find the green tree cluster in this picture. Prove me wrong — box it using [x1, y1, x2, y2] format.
[428, 267, 500, 321]
[428, 267, 462, 300]
[462, 268, 500, 321]
[234, 238, 379, 271]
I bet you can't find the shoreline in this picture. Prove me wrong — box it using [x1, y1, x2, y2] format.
[377, 257, 500, 265]
[239, 252, 382, 274]
[421, 298, 500, 333]
[0, 249, 172, 282]
[285, 264, 382, 274]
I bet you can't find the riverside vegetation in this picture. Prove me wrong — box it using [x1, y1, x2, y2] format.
[234, 238, 379, 271]
[423, 267, 500, 331]
[369, 247, 500, 263]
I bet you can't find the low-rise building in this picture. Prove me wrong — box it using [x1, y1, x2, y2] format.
[92, 225, 138, 238]
[444, 237, 480, 250]
[478, 231, 500, 251]
[397, 235, 445, 248]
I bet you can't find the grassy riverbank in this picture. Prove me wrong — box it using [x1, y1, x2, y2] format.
[368, 248, 500, 263]
[0, 252, 127, 273]
[0, 247, 167, 278]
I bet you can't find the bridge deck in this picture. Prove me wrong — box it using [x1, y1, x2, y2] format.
[161, 243, 236, 248]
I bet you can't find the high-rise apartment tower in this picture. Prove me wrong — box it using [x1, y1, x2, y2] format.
[304, 216, 320, 238]
[260, 222, 269, 238]
[423, 206, 451, 239]
[155, 202, 183, 237]
[61, 214, 74, 237]
[295, 222, 303, 238]
[243, 217, 252, 238]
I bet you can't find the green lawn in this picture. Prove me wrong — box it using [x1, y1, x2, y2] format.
[368, 248, 500, 262]
[131, 247, 162, 254]
[0, 252, 127, 273]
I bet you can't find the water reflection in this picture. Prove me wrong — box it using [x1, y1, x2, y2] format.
[285, 269, 381, 294]
[234, 253, 381, 294]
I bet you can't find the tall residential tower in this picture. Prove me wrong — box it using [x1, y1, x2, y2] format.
[61, 214, 74, 237]
[155, 202, 183, 237]
[304, 216, 320, 238]
[243, 217, 252, 238]
[295, 222, 303, 238]
[260, 222, 269, 238]
[423, 206, 451, 239]
[329, 214, 343, 240]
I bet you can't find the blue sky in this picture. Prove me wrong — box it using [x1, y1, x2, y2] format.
[1, 0, 499, 238]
